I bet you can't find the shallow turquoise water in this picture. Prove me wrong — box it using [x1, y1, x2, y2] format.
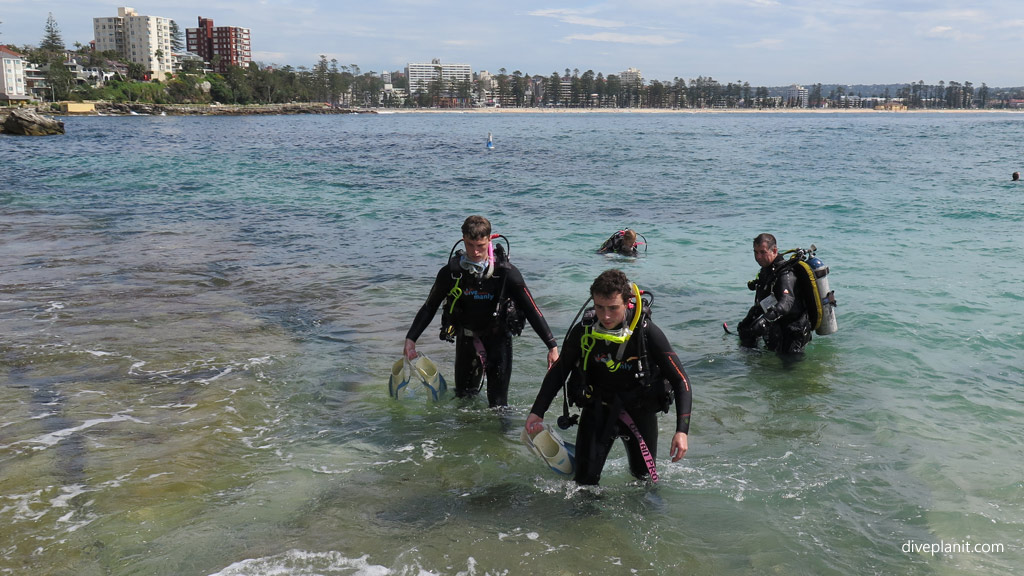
[1, 112, 1022, 575]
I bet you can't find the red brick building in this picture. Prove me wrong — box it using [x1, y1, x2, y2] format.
[186, 17, 251, 73]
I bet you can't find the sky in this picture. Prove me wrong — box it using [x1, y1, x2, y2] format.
[2, 1, 1023, 87]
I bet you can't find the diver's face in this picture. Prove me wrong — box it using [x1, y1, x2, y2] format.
[463, 236, 490, 262]
[754, 242, 777, 268]
[593, 293, 628, 330]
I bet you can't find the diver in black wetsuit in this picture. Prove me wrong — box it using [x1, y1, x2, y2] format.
[404, 215, 559, 408]
[597, 229, 640, 256]
[737, 233, 812, 355]
[525, 269, 691, 485]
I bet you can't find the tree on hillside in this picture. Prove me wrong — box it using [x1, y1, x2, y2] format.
[40, 12, 65, 53]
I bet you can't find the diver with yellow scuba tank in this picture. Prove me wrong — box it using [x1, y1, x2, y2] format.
[403, 215, 559, 408]
[525, 269, 692, 486]
[735, 233, 838, 356]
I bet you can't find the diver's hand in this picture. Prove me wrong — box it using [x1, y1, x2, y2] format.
[403, 339, 418, 360]
[670, 432, 688, 462]
[751, 316, 768, 336]
[547, 346, 559, 369]
[525, 413, 544, 435]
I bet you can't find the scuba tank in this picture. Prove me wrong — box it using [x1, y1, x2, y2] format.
[806, 247, 837, 336]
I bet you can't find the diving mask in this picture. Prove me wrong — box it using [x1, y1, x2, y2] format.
[588, 283, 644, 344]
[590, 321, 633, 344]
[459, 255, 489, 278]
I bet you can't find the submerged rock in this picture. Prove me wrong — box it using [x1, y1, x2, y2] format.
[2, 108, 65, 136]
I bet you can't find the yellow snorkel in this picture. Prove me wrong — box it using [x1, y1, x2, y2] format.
[580, 283, 644, 369]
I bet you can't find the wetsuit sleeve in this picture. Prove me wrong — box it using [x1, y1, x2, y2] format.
[506, 264, 558, 349]
[767, 268, 799, 322]
[528, 324, 583, 417]
[645, 321, 692, 435]
[404, 266, 453, 342]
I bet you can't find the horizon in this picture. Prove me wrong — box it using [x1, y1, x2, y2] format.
[1, 1, 1022, 87]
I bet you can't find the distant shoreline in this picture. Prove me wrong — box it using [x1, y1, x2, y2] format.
[10, 102, 1022, 118]
[382, 107, 1023, 115]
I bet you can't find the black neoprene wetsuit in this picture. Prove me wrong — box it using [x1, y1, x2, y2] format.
[529, 317, 692, 485]
[738, 254, 812, 355]
[406, 254, 557, 407]
[597, 232, 639, 256]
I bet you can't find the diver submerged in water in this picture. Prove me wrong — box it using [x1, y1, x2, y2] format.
[525, 269, 691, 485]
[403, 215, 559, 408]
[597, 229, 644, 257]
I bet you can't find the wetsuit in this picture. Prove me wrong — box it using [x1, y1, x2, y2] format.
[597, 232, 639, 256]
[529, 316, 692, 485]
[738, 254, 812, 355]
[406, 250, 557, 407]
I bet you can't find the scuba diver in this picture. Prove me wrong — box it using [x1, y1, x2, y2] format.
[404, 215, 559, 408]
[597, 229, 644, 257]
[525, 269, 691, 485]
[737, 233, 813, 355]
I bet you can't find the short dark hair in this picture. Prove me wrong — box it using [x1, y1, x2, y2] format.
[753, 233, 777, 249]
[462, 215, 491, 240]
[590, 269, 631, 303]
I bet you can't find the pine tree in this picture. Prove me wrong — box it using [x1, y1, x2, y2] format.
[40, 12, 65, 53]
[170, 21, 184, 53]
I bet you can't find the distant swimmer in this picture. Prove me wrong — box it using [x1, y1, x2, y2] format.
[1013, 171, 1019, 181]
[597, 229, 644, 257]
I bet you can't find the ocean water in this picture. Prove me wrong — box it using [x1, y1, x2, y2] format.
[1, 111, 1022, 575]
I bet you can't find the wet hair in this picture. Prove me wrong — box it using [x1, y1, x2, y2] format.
[622, 229, 637, 246]
[462, 215, 492, 240]
[1013, 172, 1020, 181]
[590, 269, 631, 303]
[753, 233, 777, 249]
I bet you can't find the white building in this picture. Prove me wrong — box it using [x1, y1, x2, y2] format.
[93, 7, 174, 80]
[405, 59, 472, 92]
[0, 46, 30, 102]
[620, 67, 644, 87]
[786, 84, 809, 108]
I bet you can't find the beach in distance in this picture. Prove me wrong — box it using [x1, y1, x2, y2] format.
[15, 100, 1024, 117]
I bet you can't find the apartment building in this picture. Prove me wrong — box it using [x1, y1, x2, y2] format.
[405, 59, 472, 92]
[186, 17, 252, 73]
[620, 67, 644, 87]
[93, 7, 174, 80]
[0, 46, 30, 102]
[786, 84, 809, 108]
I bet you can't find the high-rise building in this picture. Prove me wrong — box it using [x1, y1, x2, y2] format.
[0, 47, 30, 102]
[186, 17, 251, 73]
[786, 84, 809, 108]
[93, 7, 174, 80]
[620, 67, 644, 87]
[405, 59, 472, 92]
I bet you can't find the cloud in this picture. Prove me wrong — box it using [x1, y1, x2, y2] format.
[528, 8, 623, 28]
[737, 38, 784, 49]
[923, 25, 979, 42]
[564, 32, 681, 46]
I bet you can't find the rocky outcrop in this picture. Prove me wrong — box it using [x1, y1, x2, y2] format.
[94, 102, 372, 116]
[1, 108, 65, 135]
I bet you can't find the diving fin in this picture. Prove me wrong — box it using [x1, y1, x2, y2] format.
[388, 357, 412, 399]
[413, 354, 448, 401]
[521, 424, 576, 476]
